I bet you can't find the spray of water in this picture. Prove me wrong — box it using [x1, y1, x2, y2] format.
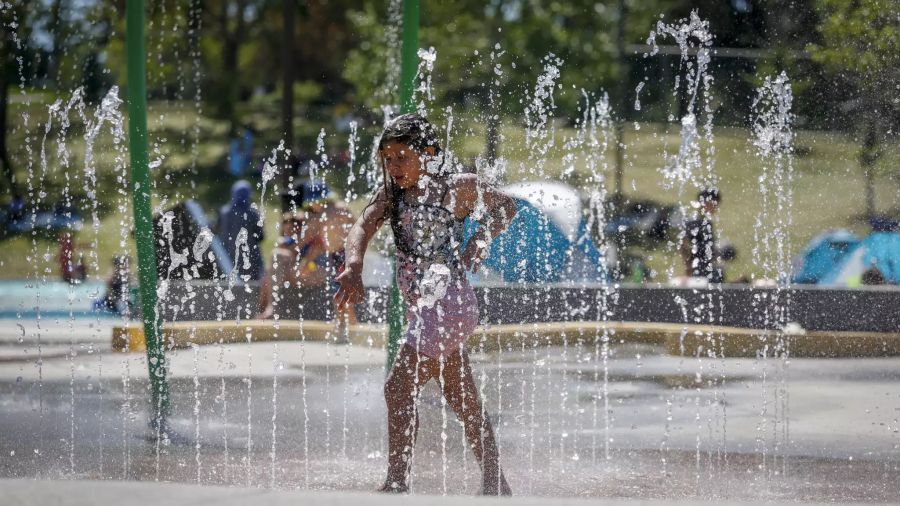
[751, 71, 795, 482]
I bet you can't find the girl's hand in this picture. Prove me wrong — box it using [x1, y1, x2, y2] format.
[334, 265, 364, 309]
[461, 239, 488, 273]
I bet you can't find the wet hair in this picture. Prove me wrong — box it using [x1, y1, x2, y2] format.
[377, 113, 443, 156]
[374, 113, 446, 254]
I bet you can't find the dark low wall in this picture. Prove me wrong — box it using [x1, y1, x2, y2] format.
[469, 285, 899, 332]
[155, 282, 899, 333]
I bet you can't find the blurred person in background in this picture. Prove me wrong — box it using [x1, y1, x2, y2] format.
[95, 255, 133, 315]
[58, 231, 86, 283]
[217, 180, 264, 281]
[256, 199, 357, 326]
[303, 192, 357, 326]
[681, 188, 734, 283]
[257, 211, 325, 318]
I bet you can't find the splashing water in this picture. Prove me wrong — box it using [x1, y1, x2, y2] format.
[193, 228, 214, 262]
[258, 141, 285, 227]
[647, 10, 715, 191]
[416, 46, 438, 112]
[752, 72, 795, 294]
[634, 81, 645, 112]
[751, 71, 795, 482]
[525, 54, 563, 163]
[223, 228, 249, 302]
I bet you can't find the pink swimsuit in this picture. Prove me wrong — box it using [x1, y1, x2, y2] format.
[392, 178, 478, 359]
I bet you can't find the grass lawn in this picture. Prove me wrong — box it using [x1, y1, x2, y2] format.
[2, 97, 898, 282]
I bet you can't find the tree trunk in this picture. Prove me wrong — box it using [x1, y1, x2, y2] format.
[612, 0, 628, 201]
[0, 67, 15, 195]
[860, 124, 879, 220]
[864, 167, 875, 220]
[280, 0, 295, 212]
[281, 0, 294, 148]
[48, 0, 65, 87]
[220, 0, 245, 135]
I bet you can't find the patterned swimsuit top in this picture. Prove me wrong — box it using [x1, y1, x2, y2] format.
[391, 177, 467, 293]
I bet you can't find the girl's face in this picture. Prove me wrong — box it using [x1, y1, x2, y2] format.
[380, 141, 434, 189]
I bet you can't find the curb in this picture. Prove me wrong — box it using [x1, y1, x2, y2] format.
[112, 320, 900, 358]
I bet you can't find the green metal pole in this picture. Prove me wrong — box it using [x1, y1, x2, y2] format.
[387, 0, 419, 370]
[126, 0, 169, 429]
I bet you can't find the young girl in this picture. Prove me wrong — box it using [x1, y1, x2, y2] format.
[335, 113, 517, 495]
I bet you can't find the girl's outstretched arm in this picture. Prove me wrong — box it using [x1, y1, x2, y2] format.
[334, 188, 387, 308]
[452, 174, 518, 273]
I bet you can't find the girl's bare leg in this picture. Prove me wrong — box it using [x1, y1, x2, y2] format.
[380, 344, 434, 492]
[441, 346, 511, 496]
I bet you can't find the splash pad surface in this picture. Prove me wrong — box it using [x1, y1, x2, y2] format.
[1, 322, 898, 501]
[6, 479, 884, 506]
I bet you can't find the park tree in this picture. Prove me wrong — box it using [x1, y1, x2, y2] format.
[21, 1, 118, 101]
[205, 0, 265, 134]
[107, 0, 271, 134]
[101, 0, 274, 135]
[1, 1, 35, 196]
[343, 1, 670, 156]
[200, 0, 363, 135]
[251, 0, 367, 125]
[0, 0, 126, 213]
[808, 0, 900, 218]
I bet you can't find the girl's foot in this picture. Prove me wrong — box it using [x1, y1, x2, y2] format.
[481, 473, 512, 496]
[377, 481, 409, 494]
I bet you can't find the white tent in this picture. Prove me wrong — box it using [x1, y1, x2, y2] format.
[502, 181, 583, 241]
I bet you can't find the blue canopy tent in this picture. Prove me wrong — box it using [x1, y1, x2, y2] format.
[793, 229, 900, 286]
[464, 181, 606, 283]
[820, 232, 900, 286]
[792, 230, 860, 284]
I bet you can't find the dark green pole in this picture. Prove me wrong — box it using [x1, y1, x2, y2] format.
[387, 0, 419, 370]
[126, 0, 169, 429]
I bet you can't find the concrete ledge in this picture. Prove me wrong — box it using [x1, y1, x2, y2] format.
[111, 324, 148, 352]
[111, 320, 667, 353]
[113, 320, 387, 352]
[671, 328, 900, 358]
[113, 319, 900, 358]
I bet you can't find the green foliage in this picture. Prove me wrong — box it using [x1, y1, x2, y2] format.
[809, 0, 898, 80]
[346, 1, 647, 119]
[343, 2, 396, 113]
[293, 80, 323, 104]
[808, 0, 899, 178]
[808, 0, 899, 125]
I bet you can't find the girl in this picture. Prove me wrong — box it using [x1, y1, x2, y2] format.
[335, 113, 517, 495]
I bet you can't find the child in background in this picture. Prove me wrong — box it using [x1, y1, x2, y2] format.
[58, 231, 87, 283]
[335, 114, 517, 495]
[94, 255, 133, 315]
[257, 211, 321, 319]
[304, 198, 356, 325]
[257, 206, 356, 326]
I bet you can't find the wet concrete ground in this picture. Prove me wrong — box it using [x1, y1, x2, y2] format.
[9, 479, 889, 506]
[1, 317, 899, 502]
